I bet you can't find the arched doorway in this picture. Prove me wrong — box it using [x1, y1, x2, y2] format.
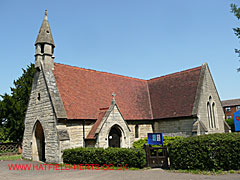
[108, 125, 122, 148]
[32, 121, 45, 162]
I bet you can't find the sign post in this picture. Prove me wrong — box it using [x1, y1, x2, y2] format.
[145, 133, 168, 168]
[233, 110, 240, 132]
[147, 133, 163, 145]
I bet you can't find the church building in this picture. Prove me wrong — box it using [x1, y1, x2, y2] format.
[22, 11, 230, 163]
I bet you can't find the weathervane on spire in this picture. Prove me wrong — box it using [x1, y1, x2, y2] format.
[45, 10, 48, 16]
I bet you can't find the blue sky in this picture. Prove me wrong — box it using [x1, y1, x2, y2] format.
[0, 0, 239, 100]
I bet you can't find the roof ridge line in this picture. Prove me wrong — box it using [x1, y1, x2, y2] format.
[54, 62, 147, 82]
[148, 66, 202, 81]
[146, 82, 153, 119]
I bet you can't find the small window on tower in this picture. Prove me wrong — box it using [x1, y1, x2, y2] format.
[135, 125, 139, 138]
[46, 30, 49, 33]
[37, 93, 41, 101]
[40, 44, 44, 53]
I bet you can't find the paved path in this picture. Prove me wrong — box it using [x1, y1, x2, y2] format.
[0, 160, 239, 180]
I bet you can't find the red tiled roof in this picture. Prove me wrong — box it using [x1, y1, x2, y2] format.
[148, 67, 202, 119]
[53, 63, 152, 120]
[53, 63, 202, 120]
[86, 108, 107, 139]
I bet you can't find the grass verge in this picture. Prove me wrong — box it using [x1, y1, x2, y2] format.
[169, 169, 240, 175]
[0, 155, 22, 161]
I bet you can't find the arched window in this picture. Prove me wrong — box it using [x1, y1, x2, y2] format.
[135, 125, 139, 138]
[207, 102, 211, 129]
[40, 44, 44, 53]
[207, 96, 217, 129]
[209, 104, 213, 129]
[52, 45, 54, 54]
[212, 103, 216, 128]
[37, 93, 41, 101]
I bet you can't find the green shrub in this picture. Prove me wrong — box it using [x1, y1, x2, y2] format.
[226, 118, 235, 132]
[63, 147, 146, 168]
[132, 137, 148, 149]
[168, 133, 240, 171]
[133, 136, 184, 149]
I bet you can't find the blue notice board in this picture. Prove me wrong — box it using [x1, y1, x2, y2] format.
[234, 110, 240, 132]
[147, 133, 164, 145]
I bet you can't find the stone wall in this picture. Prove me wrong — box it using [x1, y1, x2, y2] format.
[127, 121, 153, 146]
[22, 70, 60, 163]
[154, 117, 196, 137]
[66, 119, 153, 148]
[153, 64, 227, 137]
[66, 120, 94, 148]
[195, 64, 225, 134]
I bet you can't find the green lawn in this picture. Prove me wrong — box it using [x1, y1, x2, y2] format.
[0, 155, 22, 161]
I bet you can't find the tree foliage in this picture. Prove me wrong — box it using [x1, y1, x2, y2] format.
[0, 63, 35, 142]
[231, 3, 240, 71]
[225, 118, 235, 132]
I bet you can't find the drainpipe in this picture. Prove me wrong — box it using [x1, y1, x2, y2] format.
[83, 120, 85, 147]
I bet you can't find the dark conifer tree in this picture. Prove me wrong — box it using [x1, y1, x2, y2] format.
[0, 63, 35, 142]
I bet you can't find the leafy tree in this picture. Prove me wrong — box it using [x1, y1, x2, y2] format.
[0, 63, 35, 142]
[231, 3, 240, 71]
[225, 118, 235, 132]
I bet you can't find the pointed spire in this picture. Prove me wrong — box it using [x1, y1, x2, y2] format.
[35, 10, 55, 47]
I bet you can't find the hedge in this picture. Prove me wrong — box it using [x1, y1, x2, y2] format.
[63, 147, 146, 168]
[168, 133, 240, 170]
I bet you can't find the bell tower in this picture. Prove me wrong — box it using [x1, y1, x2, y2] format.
[35, 10, 55, 70]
